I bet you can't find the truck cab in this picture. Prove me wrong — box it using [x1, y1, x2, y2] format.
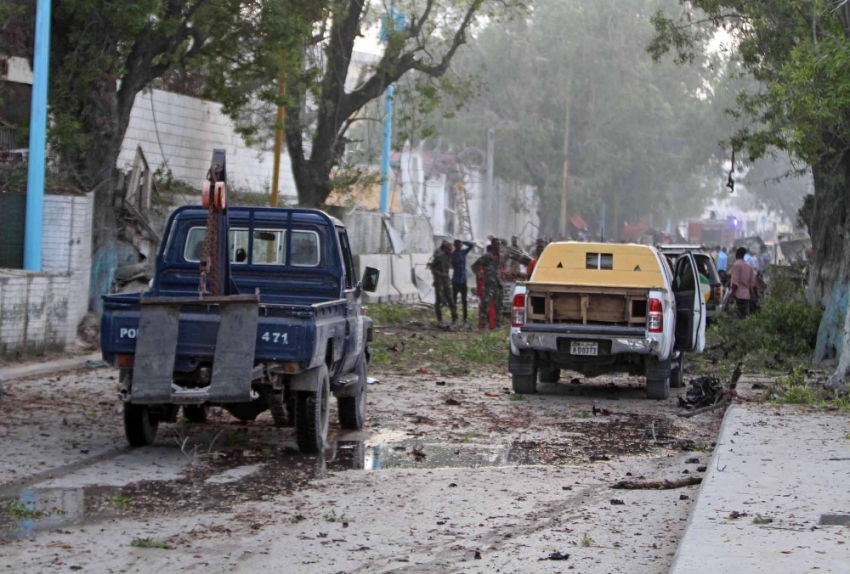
[509, 242, 705, 399]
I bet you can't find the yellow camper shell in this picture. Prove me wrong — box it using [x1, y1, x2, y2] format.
[530, 242, 666, 290]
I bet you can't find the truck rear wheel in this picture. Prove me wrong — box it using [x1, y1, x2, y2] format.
[538, 368, 560, 384]
[646, 377, 671, 400]
[124, 403, 158, 447]
[512, 373, 538, 394]
[339, 359, 367, 430]
[295, 365, 330, 453]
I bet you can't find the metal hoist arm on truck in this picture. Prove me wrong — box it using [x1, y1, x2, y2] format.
[131, 150, 260, 405]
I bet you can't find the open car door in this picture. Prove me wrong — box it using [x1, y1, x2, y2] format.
[672, 252, 706, 353]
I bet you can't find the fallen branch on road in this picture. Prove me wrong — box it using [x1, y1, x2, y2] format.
[678, 398, 732, 418]
[611, 476, 702, 490]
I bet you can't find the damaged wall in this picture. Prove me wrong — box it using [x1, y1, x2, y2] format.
[0, 271, 72, 356]
[118, 89, 298, 200]
[0, 193, 93, 357]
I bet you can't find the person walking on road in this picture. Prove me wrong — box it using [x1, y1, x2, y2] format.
[451, 239, 475, 324]
[717, 247, 728, 273]
[429, 241, 456, 325]
[730, 246, 757, 318]
[473, 242, 504, 329]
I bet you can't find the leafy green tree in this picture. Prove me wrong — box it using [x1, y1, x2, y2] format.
[251, 0, 523, 207]
[0, 0, 314, 307]
[650, 1, 850, 382]
[424, 0, 731, 239]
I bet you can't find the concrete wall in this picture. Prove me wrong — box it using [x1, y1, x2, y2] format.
[118, 89, 298, 200]
[0, 193, 93, 357]
[343, 211, 435, 255]
[0, 271, 72, 356]
[41, 194, 93, 333]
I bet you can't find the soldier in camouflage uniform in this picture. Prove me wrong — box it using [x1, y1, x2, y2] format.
[429, 241, 456, 325]
[473, 242, 504, 329]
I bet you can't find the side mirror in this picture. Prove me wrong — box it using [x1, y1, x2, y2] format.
[362, 267, 380, 293]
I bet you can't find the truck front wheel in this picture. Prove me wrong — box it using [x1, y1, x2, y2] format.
[124, 403, 158, 447]
[512, 373, 538, 395]
[295, 365, 330, 453]
[339, 359, 367, 430]
[646, 377, 671, 400]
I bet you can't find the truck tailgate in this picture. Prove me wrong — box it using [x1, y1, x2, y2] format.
[102, 303, 322, 365]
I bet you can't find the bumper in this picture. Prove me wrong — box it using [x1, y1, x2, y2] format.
[511, 327, 658, 356]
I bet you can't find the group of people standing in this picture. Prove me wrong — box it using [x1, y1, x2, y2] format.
[429, 236, 548, 329]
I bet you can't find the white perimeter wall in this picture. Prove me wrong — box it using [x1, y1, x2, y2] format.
[0, 193, 93, 356]
[118, 89, 298, 200]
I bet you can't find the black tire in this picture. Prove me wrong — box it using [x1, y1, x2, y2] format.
[295, 365, 330, 453]
[646, 377, 671, 400]
[124, 403, 158, 447]
[538, 368, 560, 384]
[339, 359, 368, 430]
[182, 405, 208, 424]
[671, 353, 685, 388]
[512, 373, 538, 394]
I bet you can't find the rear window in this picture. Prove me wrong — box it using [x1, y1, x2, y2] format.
[586, 253, 613, 270]
[183, 226, 321, 267]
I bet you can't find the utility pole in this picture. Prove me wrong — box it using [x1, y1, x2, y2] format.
[379, 2, 400, 214]
[270, 55, 287, 208]
[560, 75, 572, 240]
[24, 0, 52, 271]
[486, 128, 494, 228]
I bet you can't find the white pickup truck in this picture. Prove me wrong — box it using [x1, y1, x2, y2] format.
[508, 242, 706, 399]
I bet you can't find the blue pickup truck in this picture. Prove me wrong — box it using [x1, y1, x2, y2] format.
[101, 205, 379, 452]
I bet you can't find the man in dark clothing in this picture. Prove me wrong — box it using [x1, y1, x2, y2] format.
[451, 239, 475, 324]
[429, 241, 455, 325]
[473, 243, 504, 329]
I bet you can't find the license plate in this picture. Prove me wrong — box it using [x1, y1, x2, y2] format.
[570, 342, 598, 356]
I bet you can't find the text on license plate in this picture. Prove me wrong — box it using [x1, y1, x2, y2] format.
[570, 342, 598, 356]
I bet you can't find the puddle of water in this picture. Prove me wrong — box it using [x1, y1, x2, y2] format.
[0, 414, 673, 539]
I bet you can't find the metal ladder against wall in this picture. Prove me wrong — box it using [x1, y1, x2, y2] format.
[455, 181, 474, 241]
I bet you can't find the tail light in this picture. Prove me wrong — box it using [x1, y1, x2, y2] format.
[511, 294, 526, 327]
[116, 354, 135, 368]
[713, 285, 722, 302]
[648, 298, 663, 333]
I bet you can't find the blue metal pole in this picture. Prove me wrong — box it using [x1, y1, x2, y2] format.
[379, 83, 394, 214]
[24, 0, 52, 272]
[379, 4, 398, 215]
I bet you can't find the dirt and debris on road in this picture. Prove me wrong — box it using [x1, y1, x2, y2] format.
[0, 313, 727, 573]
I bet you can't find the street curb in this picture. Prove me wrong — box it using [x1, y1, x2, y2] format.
[0, 352, 104, 382]
[668, 403, 740, 573]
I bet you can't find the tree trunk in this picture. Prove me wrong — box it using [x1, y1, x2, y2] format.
[85, 78, 139, 314]
[808, 150, 850, 385]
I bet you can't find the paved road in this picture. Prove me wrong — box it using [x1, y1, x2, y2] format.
[0, 359, 722, 573]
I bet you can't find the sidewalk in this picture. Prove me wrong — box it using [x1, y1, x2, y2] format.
[0, 352, 103, 382]
[671, 404, 850, 573]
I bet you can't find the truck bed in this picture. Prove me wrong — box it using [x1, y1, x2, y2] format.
[101, 292, 347, 369]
